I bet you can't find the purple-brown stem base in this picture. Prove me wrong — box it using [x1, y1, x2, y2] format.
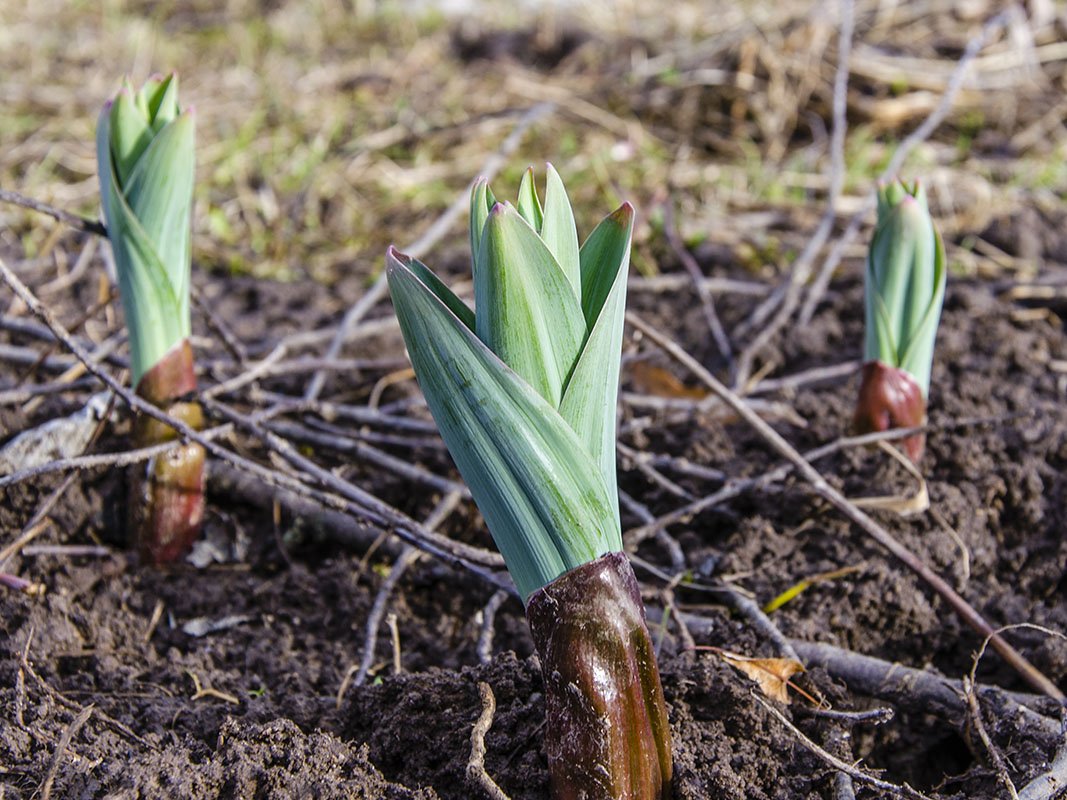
[525, 552, 673, 800]
[130, 339, 205, 565]
[852, 360, 927, 463]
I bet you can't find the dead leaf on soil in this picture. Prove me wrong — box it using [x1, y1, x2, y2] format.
[630, 361, 708, 400]
[717, 650, 805, 704]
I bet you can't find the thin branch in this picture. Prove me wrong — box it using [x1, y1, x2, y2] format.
[39, 704, 94, 800]
[467, 681, 512, 800]
[477, 589, 511, 666]
[661, 196, 733, 366]
[339, 491, 462, 701]
[203, 397, 502, 570]
[0, 188, 107, 238]
[0, 426, 230, 489]
[965, 674, 1020, 800]
[754, 692, 936, 800]
[266, 418, 466, 496]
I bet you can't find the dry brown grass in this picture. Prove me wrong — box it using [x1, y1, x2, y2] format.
[1, 0, 1065, 289]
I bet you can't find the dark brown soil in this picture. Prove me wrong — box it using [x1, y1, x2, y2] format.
[2, 254, 1065, 798]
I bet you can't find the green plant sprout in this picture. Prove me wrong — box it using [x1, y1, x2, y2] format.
[854, 179, 946, 462]
[387, 165, 672, 799]
[97, 74, 205, 564]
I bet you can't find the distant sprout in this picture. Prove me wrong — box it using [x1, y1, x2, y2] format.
[97, 74, 205, 564]
[853, 179, 946, 462]
[388, 165, 672, 799]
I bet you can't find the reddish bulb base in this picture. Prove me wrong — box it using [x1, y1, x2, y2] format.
[525, 552, 673, 800]
[852, 360, 927, 463]
[130, 339, 205, 565]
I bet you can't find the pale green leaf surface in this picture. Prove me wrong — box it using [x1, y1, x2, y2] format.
[475, 203, 585, 407]
[133, 76, 156, 118]
[389, 249, 474, 331]
[108, 90, 153, 186]
[469, 178, 494, 287]
[100, 170, 185, 383]
[865, 184, 944, 397]
[96, 108, 117, 226]
[558, 236, 628, 529]
[387, 251, 620, 599]
[868, 292, 899, 366]
[869, 211, 913, 350]
[97, 107, 186, 383]
[578, 204, 634, 325]
[897, 202, 936, 357]
[515, 167, 543, 232]
[146, 74, 180, 131]
[539, 164, 581, 296]
[122, 112, 195, 320]
[898, 228, 946, 396]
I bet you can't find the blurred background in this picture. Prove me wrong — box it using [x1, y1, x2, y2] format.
[2, 0, 1065, 294]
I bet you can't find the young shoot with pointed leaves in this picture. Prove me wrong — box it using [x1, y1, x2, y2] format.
[97, 74, 205, 564]
[854, 179, 946, 462]
[387, 166, 671, 800]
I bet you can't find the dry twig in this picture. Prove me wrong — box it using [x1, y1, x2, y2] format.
[39, 704, 94, 800]
[660, 195, 733, 367]
[0, 188, 107, 238]
[753, 691, 936, 800]
[477, 589, 511, 666]
[467, 681, 512, 800]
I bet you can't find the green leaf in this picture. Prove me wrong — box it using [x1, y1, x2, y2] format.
[558, 213, 630, 527]
[897, 199, 937, 357]
[578, 204, 634, 325]
[469, 177, 495, 288]
[898, 227, 946, 396]
[389, 249, 474, 331]
[146, 73, 180, 131]
[387, 250, 620, 600]
[474, 203, 585, 407]
[108, 89, 153, 186]
[97, 80, 193, 384]
[121, 110, 195, 322]
[868, 209, 913, 350]
[866, 289, 899, 366]
[557, 204, 632, 523]
[865, 181, 945, 398]
[515, 167, 543, 232]
[539, 163, 581, 296]
[98, 150, 185, 383]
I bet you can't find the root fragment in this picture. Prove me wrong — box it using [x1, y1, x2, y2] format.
[467, 681, 511, 800]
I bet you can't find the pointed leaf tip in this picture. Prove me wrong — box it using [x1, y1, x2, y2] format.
[614, 201, 635, 220]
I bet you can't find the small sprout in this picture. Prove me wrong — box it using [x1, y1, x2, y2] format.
[97, 74, 205, 564]
[388, 166, 672, 799]
[854, 179, 946, 462]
